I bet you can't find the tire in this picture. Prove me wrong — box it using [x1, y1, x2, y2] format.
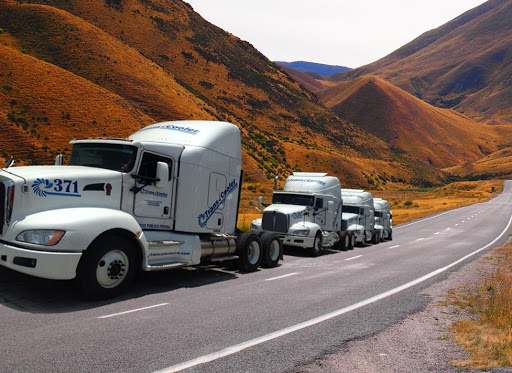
[340, 234, 350, 251]
[236, 232, 262, 272]
[261, 232, 282, 268]
[371, 231, 379, 244]
[77, 235, 137, 300]
[348, 234, 355, 250]
[310, 232, 323, 257]
[388, 229, 393, 241]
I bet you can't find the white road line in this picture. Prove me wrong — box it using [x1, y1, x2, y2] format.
[415, 238, 425, 242]
[345, 255, 362, 261]
[265, 273, 299, 281]
[395, 210, 454, 229]
[98, 303, 169, 319]
[434, 232, 440, 235]
[389, 245, 400, 249]
[154, 208, 512, 373]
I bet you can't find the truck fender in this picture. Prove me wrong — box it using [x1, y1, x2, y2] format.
[10, 207, 147, 260]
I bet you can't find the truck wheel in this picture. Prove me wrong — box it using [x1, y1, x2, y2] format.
[77, 235, 137, 300]
[348, 234, 355, 250]
[236, 232, 262, 272]
[389, 230, 393, 241]
[310, 232, 323, 257]
[261, 232, 282, 268]
[371, 231, 379, 244]
[341, 234, 350, 251]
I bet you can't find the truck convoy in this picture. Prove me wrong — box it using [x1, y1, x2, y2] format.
[374, 198, 393, 241]
[251, 175, 385, 254]
[0, 120, 282, 299]
[340, 189, 378, 245]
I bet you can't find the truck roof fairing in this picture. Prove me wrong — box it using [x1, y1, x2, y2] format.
[129, 120, 241, 160]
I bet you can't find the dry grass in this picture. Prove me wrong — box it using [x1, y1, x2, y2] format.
[450, 241, 512, 370]
[237, 179, 503, 229]
[372, 180, 503, 225]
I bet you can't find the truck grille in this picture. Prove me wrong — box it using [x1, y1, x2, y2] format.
[0, 181, 5, 235]
[262, 211, 288, 233]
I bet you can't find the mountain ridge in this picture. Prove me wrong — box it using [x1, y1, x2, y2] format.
[1, 0, 424, 189]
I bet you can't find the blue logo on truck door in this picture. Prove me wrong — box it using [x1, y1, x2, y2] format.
[32, 178, 81, 197]
[198, 179, 238, 227]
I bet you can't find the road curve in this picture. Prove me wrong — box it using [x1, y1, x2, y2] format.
[1, 181, 511, 373]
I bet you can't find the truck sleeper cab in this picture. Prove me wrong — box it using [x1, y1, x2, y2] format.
[374, 198, 393, 241]
[0, 121, 282, 299]
[252, 173, 343, 256]
[340, 189, 379, 245]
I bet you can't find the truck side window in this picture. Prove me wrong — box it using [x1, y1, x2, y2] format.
[315, 198, 323, 209]
[138, 153, 172, 181]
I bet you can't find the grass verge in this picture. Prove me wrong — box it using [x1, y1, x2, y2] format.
[449, 240, 512, 370]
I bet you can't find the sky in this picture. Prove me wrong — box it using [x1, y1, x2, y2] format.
[185, 0, 488, 68]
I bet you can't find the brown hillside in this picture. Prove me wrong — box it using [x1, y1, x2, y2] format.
[319, 75, 510, 169]
[333, 0, 512, 125]
[1, 0, 432, 188]
[0, 44, 154, 164]
[444, 146, 512, 179]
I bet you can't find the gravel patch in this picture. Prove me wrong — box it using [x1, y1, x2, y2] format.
[292, 249, 512, 373]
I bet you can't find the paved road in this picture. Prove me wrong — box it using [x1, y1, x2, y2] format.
[1, 181, 511, 373]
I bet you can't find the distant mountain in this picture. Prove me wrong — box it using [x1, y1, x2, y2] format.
[275, 61, 351, 77]
[331, 0, 512, 125]
[278, 66, 330, 93]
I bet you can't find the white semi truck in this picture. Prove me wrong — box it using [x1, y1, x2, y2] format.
[340, 189, 379, 245]
[251, 173, 352, 255]
[374, 198, 392, 241]
[0, 120, 282, 299]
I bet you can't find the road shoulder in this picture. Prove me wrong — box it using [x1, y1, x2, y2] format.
[293, 247, 510, 373]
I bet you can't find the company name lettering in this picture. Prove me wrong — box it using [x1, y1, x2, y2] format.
[198, 179, 238, 227]
[139, 124, 200, 135]
[140, 188, 168, 198]
[287, 178, 326, 186]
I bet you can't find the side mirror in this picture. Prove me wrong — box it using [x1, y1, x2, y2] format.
[54, 154, 63, 166]
[5, 156, 14, 168]
[258, 196, 264, 207]
[250, 201, 261, 212]
[155, 161, 169, 188]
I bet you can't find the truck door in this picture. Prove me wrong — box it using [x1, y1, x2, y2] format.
[133, 152, 174, 220]
[204, 172, 228, 230]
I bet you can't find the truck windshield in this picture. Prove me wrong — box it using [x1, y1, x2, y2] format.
[272, 193, 314, 206]
[375, 211, 383, 217]
[342, 205, 360, 214]
[69, 143, 138, 172]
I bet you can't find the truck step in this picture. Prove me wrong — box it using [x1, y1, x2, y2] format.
[147, 240, 184, 248]
[146, 262, 188, 271]
[207, 255, 239, 263]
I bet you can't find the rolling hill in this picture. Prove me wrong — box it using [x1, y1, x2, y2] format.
[331, 0, 512, 125]
[0, 0, 426, 189]
[319, 75, 512, 171]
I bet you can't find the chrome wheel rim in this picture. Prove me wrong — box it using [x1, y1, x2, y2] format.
[96, 250, 129, 288]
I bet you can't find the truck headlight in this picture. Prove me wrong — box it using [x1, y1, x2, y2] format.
[16, 230, 65, 246]
[293, 229, 310, 236]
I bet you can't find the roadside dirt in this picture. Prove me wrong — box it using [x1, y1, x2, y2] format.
[292, 246, 512, 373]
